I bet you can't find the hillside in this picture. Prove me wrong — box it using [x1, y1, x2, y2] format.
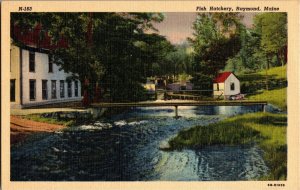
[238, 66, 287, 111]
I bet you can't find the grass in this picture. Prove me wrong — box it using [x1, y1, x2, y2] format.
[248, 88, 287, 111]
[239, 65, 286, 82]
[257, 65, 287, 79]
[23, 114, 76, 127]
[238, 66, 287, 111]
[169, 112, 287, 180]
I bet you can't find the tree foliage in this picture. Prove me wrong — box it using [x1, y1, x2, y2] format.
[136, 33, 175, 77]
[253, 13, 287, 67]
[224, 13, 287, 74]
[11, 12, 288, 100]
[189, 13, 243, 90]
[164, 42, 194, 79]
[11, 13, 172, 102]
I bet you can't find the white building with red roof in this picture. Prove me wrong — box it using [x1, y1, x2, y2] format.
[10, 24, 82, 108]
[213, 72, 240, 99]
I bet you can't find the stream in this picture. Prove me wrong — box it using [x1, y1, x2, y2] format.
[11, 105, 269, 181]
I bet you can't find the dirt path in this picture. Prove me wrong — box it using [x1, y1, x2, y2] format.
[11, 107, 87, 116]
[10, 116, 65, 145]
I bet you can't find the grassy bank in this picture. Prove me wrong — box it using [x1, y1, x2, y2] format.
[169, 112, 287, 180]
[248, 88, 287, 111]
[23, 113, 85, 127]
[239, 66, 287, 111]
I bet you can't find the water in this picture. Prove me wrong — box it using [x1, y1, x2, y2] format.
[11, 105, 269, 181]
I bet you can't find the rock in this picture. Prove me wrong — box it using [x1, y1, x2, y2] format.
[266, 104, 282, 113]
[159, 141, 171, 151]
[52, 147, 60, 152]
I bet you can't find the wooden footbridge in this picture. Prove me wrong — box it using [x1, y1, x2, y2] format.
[91, 101, 268, 118]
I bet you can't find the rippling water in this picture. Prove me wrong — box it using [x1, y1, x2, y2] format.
[11, 105, 269, 181]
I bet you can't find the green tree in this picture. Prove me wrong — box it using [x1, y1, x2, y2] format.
[163, 42, 194, 81]
[251, 13, 287, 90]
[189, 13, 243, 91]
[136, 34, 175, 77]
[253, 13, 287, 67]
[11, 13, 167, 102]
[224, 28, 265, 73]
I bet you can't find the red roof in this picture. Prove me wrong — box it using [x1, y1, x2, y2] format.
[12, 24, 68, 50]
[213, 72, 232, 83]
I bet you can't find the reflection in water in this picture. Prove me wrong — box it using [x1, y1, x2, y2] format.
[11, 105, 268, 181]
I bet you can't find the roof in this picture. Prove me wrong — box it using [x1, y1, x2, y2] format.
[213, 72, 233, 83]
[12, 24, 68, 50]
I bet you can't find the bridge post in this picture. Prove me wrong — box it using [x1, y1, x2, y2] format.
[175, 105, 179, 118]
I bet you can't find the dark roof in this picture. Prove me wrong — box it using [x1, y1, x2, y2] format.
[213, 72, 233, 83]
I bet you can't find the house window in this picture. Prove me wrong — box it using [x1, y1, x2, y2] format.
[67, 81, 72, 97]
[29, 79, 36, 101]
[75, 81, 79, 97]
[51, 80, 57, 99]
[42, 80, 48, 100]
[60, 80, 65, 98]
[180, 86, 186, 91]
[230, 82, 235, 91]
[10, 79, 15, 102]
[48, 55, 53, 73]
[29, 51, 35, 72]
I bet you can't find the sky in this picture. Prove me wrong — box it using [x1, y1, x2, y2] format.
[154, 13, 256, 44]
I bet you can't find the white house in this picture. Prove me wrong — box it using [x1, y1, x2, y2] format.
[10, 44, 82, 108]
[143, 80, 156, 93]
[213, 72, 240, 99]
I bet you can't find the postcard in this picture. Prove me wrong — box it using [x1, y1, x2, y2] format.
[1, 0, 299, 189]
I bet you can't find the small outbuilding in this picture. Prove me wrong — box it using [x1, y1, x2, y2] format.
[213, 72, 240, 100]
[166, 82, 193, 92]
[143, 80, 156, 93]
